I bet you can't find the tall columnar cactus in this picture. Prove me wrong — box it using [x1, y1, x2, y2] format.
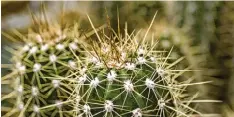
[2, 9, 216, 117]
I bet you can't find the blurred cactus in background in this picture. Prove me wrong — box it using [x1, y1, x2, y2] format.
[166, 1, 225, 114]
[214, 2, 234, 116]
[89, 1, 166, 32]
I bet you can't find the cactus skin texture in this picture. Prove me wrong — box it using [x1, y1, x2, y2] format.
[1, 10, 215, 117]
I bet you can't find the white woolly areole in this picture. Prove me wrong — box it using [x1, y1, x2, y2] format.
[68, 60, 76, 69]
[18, 102, 24, 110]
[80, 66, 87, 74]
[132, 108, 142, 117]
[157, 68, 165, 76]
[35, 34, 43, 43]
[125, 62, 136, 70]
[104, 100, 114, 112]
[90, 56, 103, 68]
[137, 48, 145, 55]
[19, 65, 26, 74]
[95, 61, 103, 68]
[32, 87, 39, 96]
[137, 57, 146, 64]
[41, 44, 49, 51]
[150, 56, 156, 62]
[90, 56, 99, 63]
[56, 43, 65, 50]
[83, 104, 91, 114]
[124, 80, 134, 92]
[33, 105, 40, 113]
[55, 100, 62, 108]
[52, 80, 60, 88]
[49, 54, 57, 63]
[29, 46, 38, 54]
[78, 74, 87, 84]
[17, 85, 23, 94]
[22, 45, 30, 52]
[145, 78, 155, 89]
[16, 62, 22, 68]
[90, 77, 100, 88]
[107, 70, 117, 82]
[16, 62, 26, 74]
[158, 98, 165, 109]
[33, 63, 41, 72]
[69, 42, 78, 50]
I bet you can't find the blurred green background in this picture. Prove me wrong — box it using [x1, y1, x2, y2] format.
[1, 1, 234, 117]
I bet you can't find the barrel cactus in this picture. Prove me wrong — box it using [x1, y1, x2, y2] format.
[61, 14, 213, 117]
[1, 9, 97, 116]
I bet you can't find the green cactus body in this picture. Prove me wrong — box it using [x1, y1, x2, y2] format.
[60, 15, 209, 117]
[1, 10, 95, 116]
[5, 30, 86, 117]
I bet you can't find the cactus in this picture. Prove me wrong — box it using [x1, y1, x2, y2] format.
[58, 14, 214, 117]
[1, 6, 217, 117]
[0, 7, 100, 116]
[166, 1, 225, 114]
[214, 2, 234, 116]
